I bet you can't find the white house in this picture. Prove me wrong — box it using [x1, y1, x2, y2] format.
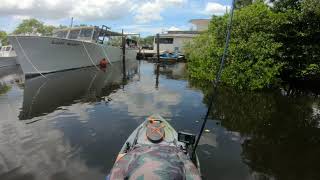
[189, 19, 210, 31]
[153, 19, 210, 54]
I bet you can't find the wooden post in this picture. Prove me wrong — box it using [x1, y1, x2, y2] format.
[156, 33, 160, 63]
[122, 29, 126, 79]
[70, 17, 74, 28]
[138, 34, 141, 60]
[155, 64, 160, 89]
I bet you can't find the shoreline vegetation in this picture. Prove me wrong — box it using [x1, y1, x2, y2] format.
[185, 0, 320, 91]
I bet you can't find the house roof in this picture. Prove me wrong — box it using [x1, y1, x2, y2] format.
[189, 19, 210, 24]
[159, 33, 198, 38]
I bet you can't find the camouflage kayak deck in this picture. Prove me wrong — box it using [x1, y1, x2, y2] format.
[108, 114, 202, 180]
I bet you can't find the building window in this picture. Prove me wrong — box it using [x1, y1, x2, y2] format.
[156, 38, 174, 44]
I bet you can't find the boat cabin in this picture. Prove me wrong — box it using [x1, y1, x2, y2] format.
[0, 45, 15, 57]
[52, 26, 122, 44]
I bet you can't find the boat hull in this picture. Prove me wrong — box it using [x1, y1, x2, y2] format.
[8, 36, 137, 76]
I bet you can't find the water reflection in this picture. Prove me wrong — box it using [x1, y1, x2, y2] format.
[0, 61, 139, 180]
[1, 61, 319, 180]
[192, 81, 320, 180]
[19, 61, 138, 120]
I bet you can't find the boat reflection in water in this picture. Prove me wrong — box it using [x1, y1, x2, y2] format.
[19, 60, 138, 120]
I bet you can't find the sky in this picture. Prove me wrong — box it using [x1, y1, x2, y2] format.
[0, 0, 232, 36]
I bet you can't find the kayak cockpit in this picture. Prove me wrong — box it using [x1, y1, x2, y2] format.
[108, 115, 201, 180]
[109, 145, 201, 180]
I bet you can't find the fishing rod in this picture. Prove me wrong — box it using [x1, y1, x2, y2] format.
[192, 0, 236, 159]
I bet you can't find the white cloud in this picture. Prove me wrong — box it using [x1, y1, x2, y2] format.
[70, 0, 133, 21]
[0, 0, 72, 19]
[12, 15, 31, 20]
[0, 0, 133, 21]
[134, 0, 187, 23]
[204, 2, 230, 15]
[168, 26, 181, 31]
[0, 0, 187, 22]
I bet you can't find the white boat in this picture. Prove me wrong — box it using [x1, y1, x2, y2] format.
[8, 26, 137, 77]
[0, 45, 17, 68]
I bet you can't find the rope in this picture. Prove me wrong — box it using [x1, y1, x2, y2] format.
[82, 41, 100, 70]
[28, 80, 47, 118]
[147, 123, 166, 136]
[100, 45, 113, 65]
[15, 36, 46, 78]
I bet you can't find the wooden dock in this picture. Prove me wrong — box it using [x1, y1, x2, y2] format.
[137, 49, 156, 59]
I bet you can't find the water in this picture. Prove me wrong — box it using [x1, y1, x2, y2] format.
[0, 61, 319, 180]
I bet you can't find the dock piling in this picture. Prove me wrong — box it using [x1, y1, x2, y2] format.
[156, 33, 160, 63]
[122, 29, 126, 79]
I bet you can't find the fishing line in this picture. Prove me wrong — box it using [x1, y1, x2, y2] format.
[192, 0, 236, 158]
[15, 36, 47, 78]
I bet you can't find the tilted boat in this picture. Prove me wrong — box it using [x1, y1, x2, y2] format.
[8, 26, 137, 77]
[0, 45, 17, 68]
[108, 114, 201, 180]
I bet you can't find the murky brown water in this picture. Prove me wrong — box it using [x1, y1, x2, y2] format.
[0, 61, 319, 180]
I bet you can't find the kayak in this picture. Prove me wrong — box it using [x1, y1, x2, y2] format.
[108, 114, 201, 180]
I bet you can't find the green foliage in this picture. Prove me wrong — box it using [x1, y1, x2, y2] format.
[140, 36, 154, 46]
[74, 24, 89, 27]
[235, 0, 253, 9]
[186, 2, 284, 90]
[0, 31, 8, 46]
[58, 25, 68, 29]
[275, 0, 320, 81]
[271, 0, 302, 12]
[13, 18, 56, 35]
[0, 83, 11, 95]
[126, 36, 154, 46]
[108, 37, 122, 46]
[186, 0, 320, 90]
[190, 79, 320, 179]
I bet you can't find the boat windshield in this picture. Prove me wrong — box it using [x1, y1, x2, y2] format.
[68, 29, 80, 39]
[53, 30, 68, 38]
[0, 46, 11, 52]
[78, 28, 94, 41]
[53, 27, 95, 42]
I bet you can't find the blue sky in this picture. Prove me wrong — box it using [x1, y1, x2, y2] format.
[0, 0, 232, 36]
